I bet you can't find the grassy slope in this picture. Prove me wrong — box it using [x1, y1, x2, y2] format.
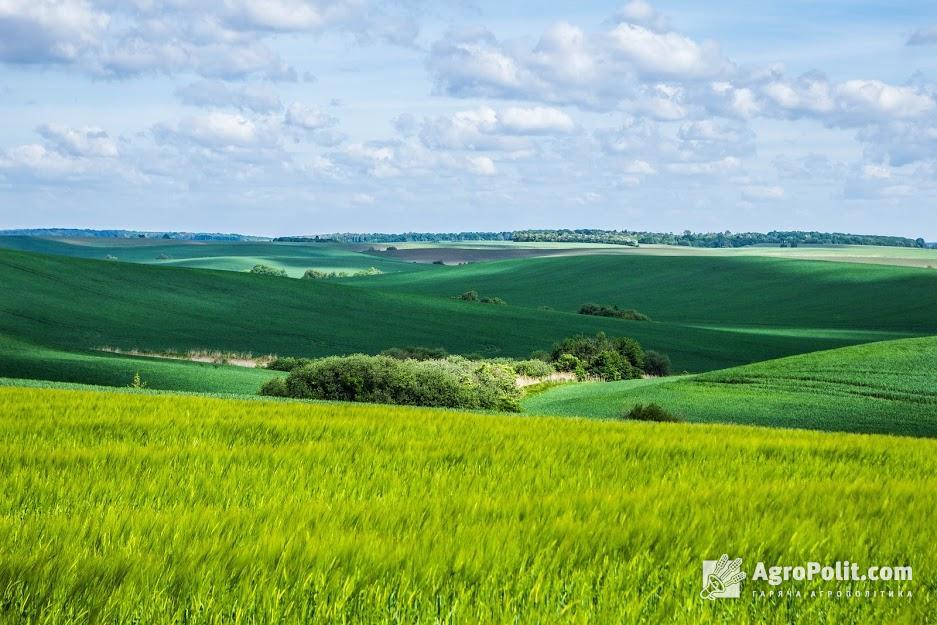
[1, 248, 895, 377]
[0, 386, 933, 624]
[0, 237, 426, 277]
[0, 336, 280, 394]
[352, 254, 937, 332]
[524, 336, 937, 437]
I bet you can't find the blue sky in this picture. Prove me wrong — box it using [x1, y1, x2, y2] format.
[1, 1, 936, 238]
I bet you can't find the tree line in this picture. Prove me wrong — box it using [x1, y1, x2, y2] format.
[274, 229, 927, 248]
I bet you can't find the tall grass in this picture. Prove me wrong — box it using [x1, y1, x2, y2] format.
[0, 387, 933, 624]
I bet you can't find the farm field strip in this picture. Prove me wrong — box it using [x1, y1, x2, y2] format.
[0, 386, 933, 624]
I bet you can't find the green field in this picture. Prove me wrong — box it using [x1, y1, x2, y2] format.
[3, 247, 914, 379]
[0, 237, 427, 277]
[0, 386, 932, 624]
[524, 336, 937, 437]
[0, 336, 280, 394]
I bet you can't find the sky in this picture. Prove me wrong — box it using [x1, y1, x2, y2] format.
[0, 1, 936, 238]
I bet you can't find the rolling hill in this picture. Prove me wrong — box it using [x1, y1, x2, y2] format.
[0, 248, 917, 387]
[0, 236, 428, 277]
[351, 254, 937, 333]
[524, 336, 937, 437]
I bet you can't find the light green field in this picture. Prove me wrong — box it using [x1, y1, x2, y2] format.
[0, 237, 427, 277]
[0, 386, 932, 624]
[524, 336, 937, 437]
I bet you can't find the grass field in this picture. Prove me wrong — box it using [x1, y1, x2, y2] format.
[2, 248, 908, 380]
[353, 254, 937, 333]
[0, 336, 281, 394]
[0, 386, 932, 624]
[524, 336, 937, 437]
[0, 237, 427, 277]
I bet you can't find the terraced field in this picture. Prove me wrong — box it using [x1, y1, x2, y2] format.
[0, 386, 932, 624]
[524, 336, 937, 437]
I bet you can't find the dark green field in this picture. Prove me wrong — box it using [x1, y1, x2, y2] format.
[3, 239, 937, 437]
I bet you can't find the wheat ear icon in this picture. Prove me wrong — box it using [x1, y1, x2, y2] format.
[701, 554, 745, 600]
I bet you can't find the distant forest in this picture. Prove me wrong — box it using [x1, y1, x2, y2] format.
[279, 229, 928, 249]
[0, 228, 265, 241]
[2, 227, 928, 248]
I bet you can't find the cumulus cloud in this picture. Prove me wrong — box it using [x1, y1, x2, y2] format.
[284, 103, 338, 131]
[0, 0, 420, 79]
[154, 112, 278, 151]
[427, 7, 731, 112]
[35, 124, 118, 157]
[418, 105, 575, 152]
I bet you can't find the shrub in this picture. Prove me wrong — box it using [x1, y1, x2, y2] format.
[512, 359, 555, 377]
[550, 333, 645, 381]
[479, 296, 506, 305]
[457, 290, 479, 301]
[530, 350, 551, 362]
[303, 269, 350, 279]
[262, 355, 520, 412]
[381, 346, 449, 361]
[259, 377, 289, 397]
[250, 264, 287, 277]
[432, 260, 446, 265]
[644, 350, 672, 377]
[554, 353, 582, 373]
[578, 303, 650, 321]
[267, 356, 313, 372]
[129, 371, 146, 389]
[354, 267, 383, 277]
[385, 246, 398, 251]
[622, 403, 681, 422]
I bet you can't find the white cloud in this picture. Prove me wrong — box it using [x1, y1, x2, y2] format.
[428, 8, 730, 110]
[418, 105, 575, 152]
[0, 0, 107, 64]
[155, 112, 276, 150]
[284, 103, 338, 131]
[498, 106, 576, 134]
[606, 23, 728, 79]
[466, 155, 496, 175]
[35, 124, 118, 157]
[0, 0, 419, 79]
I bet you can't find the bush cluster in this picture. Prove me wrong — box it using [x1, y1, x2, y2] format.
[644, 350, 672, 377]
[510, 359, 555, 377]
[550, 332, 647, 381]
[622, 403, 681, 422]
[302, 267, 383, 280]
[578, 304, 650, 321]
[249, 264, 287, 277]
[266, 356, 314, 372]
[260, 355, 520, 412]
[380, 346, 449, 361]
[455, 290, 506, 304]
